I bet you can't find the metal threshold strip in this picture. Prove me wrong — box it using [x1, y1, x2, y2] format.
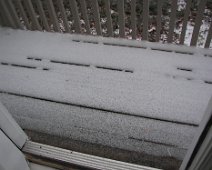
[23, 141, 160, 170]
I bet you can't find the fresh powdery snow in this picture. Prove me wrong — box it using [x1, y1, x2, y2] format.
[0, 27, 212, 159]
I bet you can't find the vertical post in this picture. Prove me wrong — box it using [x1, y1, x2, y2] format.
[16, 0, 31, 30]
[179, 0, 192, 45]
[118, 0, 125, 38]
[104, 0, 113, 37]
[69, 0, 81, 34]
[155, 0, 163, 42]
[24, 0, 42, 31]
[46, 0, 60, 32]
[167, 0, 177, 43]
[131, 0, 136, 39]
[35, 0, 50, 31]
[79, 0, 90, 34]
[0, 0, 16, 28]
[190, 0, 207, 46]
[6, 0, 23, 29]
[204, 22, 212, 48]
[142, 0, 149, 40]
[90, 0, 102, 35]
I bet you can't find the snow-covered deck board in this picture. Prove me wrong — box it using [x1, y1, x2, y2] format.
[0, 27, 212, 125]
[1, 27, 212, 159]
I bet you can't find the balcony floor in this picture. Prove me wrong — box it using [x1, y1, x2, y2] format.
[0, 27, 212, 162]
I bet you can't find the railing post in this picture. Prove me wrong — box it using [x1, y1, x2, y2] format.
[179, 0, 192, 45]
[204, 22, 212, 48]
[118, 0, 125, 38]
[104, 0, 113, 37]
[190, 0, 207, 46]
[90, 0, 102, 35]
[16, 0, 31, 30]
[69, 0, 81, 34]
[35, 0, 50, 31]
[131, 0, 136, 39]
[24, 0, 42, 31]
[142, 0, 149, 40]
[155, 0, 163, 42]
[0, 0, 16, 28]
[46, 0, 60, 32]
[6, 0, 23, 29]
[167, 0, 177, 43]
[79, 0, 90, 34]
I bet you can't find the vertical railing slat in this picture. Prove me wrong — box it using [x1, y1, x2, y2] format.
[167, 0, 177, 43]
[56, 0, 70, 33]
[104, 0, 113, 37]
[79, 0, 90, 34]
[69, 0, 81, 34]
[7, 0, 23, 29]
[35, 0, 50, 31]
[90, 0, 102, 35]
[179, 0, 191, 44]
[131, 0, 136, 39]
[190, 0, 207, 46]
[24, 0, 41, 31]
[16, 0, 31, 30]
[155, 0, 163, 42]
[46, 0, 60, 32]
[142, 0, 149, 40]
[118, 0, 125, 38]
[0, 0, 16, 28]
[204, 22, 212, 48]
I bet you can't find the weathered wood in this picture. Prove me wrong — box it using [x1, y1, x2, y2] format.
[179, 0, 192, 45]
[6, 0, 23, 29]
[104, 0, 113, 37]
[204, 22, 212, 48]
[90, 0, 102, 35]
[35, 0, 50, 31]
[155, 0, 163, 42]
[23, 0, 42, 31]
[118, 0, 125, 38]
[0, 0, 16, 28]
[69, 0, 81, 33]
[142, 0, 149, 40]
[16, 0, 31, 30]
[46, 0, 60, 32]
[57, 0, 70, 33]
[131, 0, 136, 39]
[190, 0, 207, 46]
[79, 0, 90, 34]
[167, 0, 177, 43]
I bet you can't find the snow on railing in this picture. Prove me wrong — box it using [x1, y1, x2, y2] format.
[0, 0, 211, 48]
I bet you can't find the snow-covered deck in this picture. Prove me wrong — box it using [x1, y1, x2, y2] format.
[0, 27, 212, 160]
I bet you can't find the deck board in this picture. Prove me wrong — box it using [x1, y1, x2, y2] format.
[0, 27, 212, 159]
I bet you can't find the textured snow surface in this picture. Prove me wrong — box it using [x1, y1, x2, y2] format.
[0, 27, 212, 125]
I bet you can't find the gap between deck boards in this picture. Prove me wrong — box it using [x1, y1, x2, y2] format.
[0, 91, 198, 127]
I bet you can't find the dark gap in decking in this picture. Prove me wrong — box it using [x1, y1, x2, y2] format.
[128, 137, 179, 148]
[175, 51, 193, 55]
[204, 80, 212, 85]
[151, 48, 172, 52]
[27, 57, 42, 61]
[50, 60, 90, 67]
[177, 67, 192, 72]
[0, 91, 198, 127]
[1, 62, 37, 69]
[204, 54, 212, 57]
[103, 43, 147, 49]
[83, 41, 98, 44]
[96, 66, 123, 72]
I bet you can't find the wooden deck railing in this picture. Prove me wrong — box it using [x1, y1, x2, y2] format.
[0, 0, 211, 48]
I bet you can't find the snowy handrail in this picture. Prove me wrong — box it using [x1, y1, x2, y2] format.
[0, 0, 211, 48]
